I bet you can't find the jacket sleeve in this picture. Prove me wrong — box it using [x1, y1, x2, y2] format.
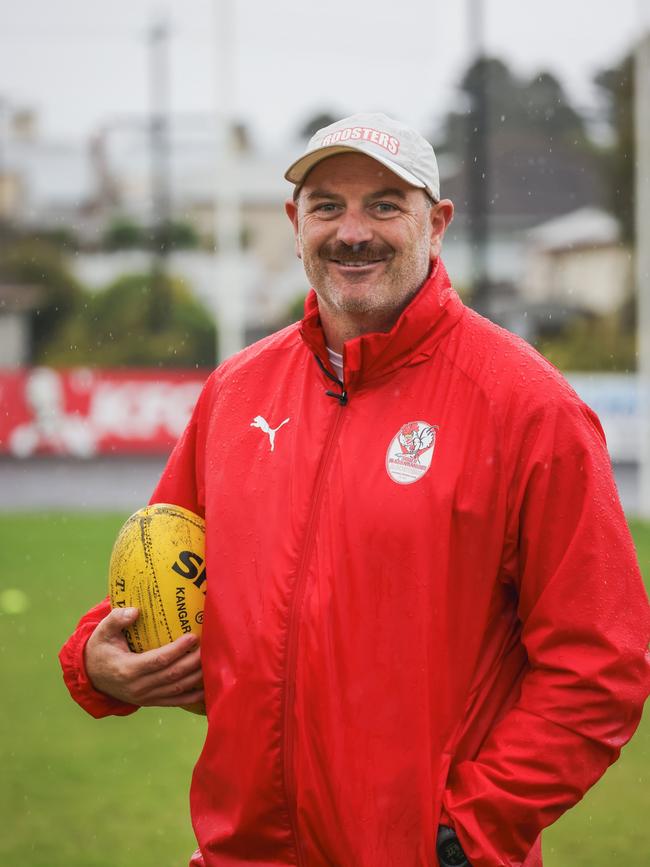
[441, 397, 650, 867]
[58, 376, 212, 718]
[58, 597, 138, 718]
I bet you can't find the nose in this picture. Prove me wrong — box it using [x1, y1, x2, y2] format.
[335, 208, 373, 247]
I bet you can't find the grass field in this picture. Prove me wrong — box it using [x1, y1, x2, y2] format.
[0, 513, 648, 866]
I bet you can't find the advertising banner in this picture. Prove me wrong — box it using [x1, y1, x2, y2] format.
[0, 367, 209, 457]
[567, 373, 641, 463]
[0, 369, 641, 463]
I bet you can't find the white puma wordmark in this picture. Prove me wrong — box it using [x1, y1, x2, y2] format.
[251, 415, 290, 452]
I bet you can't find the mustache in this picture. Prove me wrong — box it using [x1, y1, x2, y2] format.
[320, 241, 393, 262]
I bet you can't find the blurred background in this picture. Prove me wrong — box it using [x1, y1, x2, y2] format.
[0, 1, 649, 865]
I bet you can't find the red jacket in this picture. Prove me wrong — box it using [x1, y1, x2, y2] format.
[60, 262, 650, 867]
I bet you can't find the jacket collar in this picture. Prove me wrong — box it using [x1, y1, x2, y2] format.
[299, 259, 464, 387]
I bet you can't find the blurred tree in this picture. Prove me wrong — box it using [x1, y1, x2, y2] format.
[436, 55, 607, 247]
[299, 112, 339, 140]
[22, 227, 80, 251]
[104, 217, 145, 250]
[0, 239, 84, 362]
[41, 272, 217, 368]
[285, 292, 308, 324]
[442, 57, 517, 154]
[439, 57, 590, 155]
[594, 53, 635, 242]
[521, 71, 589, 141]
[535, 304, 636, 372]
[156, 219, 200, 251]
[104, 217, 200, 252]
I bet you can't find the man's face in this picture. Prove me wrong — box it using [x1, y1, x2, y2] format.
[285, 153, 452, 326]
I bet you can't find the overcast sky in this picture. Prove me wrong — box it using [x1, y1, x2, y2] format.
[1, 0, 649, 148]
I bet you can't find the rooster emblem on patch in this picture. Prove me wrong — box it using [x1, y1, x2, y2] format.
[397, 421, 436, 463]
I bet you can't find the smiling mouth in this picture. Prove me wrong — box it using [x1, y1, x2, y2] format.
[329, 259, 386, 267]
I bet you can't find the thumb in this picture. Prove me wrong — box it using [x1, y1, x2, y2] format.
[102, 606, 139, 636]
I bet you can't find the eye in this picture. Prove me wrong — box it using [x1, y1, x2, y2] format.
[372, 201, 400, 215]
[312, 202, 341, 215]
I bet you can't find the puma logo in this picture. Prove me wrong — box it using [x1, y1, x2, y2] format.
[251, 415, 290, 452]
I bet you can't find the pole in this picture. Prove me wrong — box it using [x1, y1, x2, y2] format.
[149, 16, 172, 331]
[635, 31, 650, 518]
[213, 0, 245, 363]
[0, 96, 11, 240]
[467, 0, 490, 316]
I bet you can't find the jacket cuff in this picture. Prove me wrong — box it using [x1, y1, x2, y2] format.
[59, 604, 138, 719]
[440, 791, 503, 867]
[438, 805, 454, 828]
[440, 790, 543, 867]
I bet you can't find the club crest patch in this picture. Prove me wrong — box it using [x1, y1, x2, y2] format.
[385, 420, 437, 485]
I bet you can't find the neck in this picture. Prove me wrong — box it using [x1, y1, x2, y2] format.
[318, 292, 427, 354]
[319, 312, 399, 354]
[314, 263, 437, 353]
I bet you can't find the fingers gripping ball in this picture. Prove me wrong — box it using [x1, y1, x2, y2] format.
[109, 503, 207, 713]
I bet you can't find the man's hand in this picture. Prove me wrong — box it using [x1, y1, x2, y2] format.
[84, 607, 204, 708]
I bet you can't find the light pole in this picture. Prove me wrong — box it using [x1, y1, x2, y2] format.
[148, 16, 172, 332]
[213, 0, 245, 363]
[635, 30, 650, 517]
[466, 0, 490, 316]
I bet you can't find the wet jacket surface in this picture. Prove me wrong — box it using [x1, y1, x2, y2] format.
[60, 262, 650, 867]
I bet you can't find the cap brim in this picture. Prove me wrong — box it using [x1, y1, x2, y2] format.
[284, 144, 427, 193]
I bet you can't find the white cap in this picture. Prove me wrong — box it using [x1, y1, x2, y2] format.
[285, 112, 440, 202]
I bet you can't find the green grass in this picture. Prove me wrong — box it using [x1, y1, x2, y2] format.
[0, 513, 205, 867]
[0, 513, 648, 866]
[543, 517, 650, 866]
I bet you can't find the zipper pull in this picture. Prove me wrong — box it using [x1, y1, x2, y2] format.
[325, 388, 348, 406]
[313, 353, 348, 406]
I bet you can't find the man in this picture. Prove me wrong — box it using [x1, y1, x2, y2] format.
[60, 113, 650, 867]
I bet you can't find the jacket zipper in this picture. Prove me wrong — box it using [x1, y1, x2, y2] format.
[281, 397, 347, 866]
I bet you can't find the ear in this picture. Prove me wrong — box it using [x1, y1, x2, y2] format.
[285, 199, 302, 259]
[428, 199, 454, 261]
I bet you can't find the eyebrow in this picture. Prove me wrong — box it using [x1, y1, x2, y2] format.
[368, 187, 408, 201]
[305, 189, 342, 201]
[305, 187, 409, 202]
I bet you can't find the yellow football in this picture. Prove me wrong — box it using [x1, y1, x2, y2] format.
[108, 502, 207, 714]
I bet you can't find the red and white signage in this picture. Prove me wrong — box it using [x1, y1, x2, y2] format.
[0, 368, 210, 457]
